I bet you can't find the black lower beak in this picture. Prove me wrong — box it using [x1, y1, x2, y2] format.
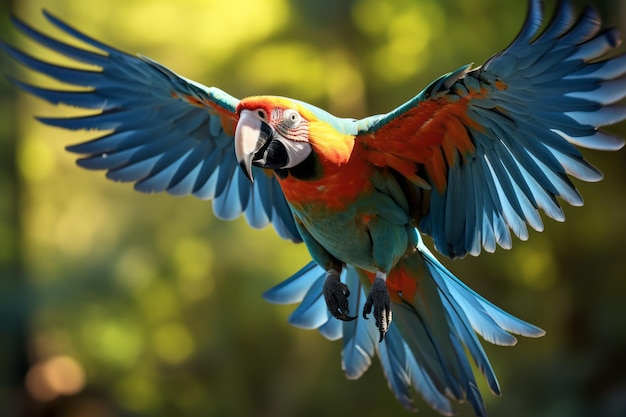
[234, 110, 273, 182]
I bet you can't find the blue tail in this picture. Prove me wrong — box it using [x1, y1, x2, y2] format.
[264, 233, 544, 415]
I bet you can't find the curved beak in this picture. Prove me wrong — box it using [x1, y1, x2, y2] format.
[234, 109, 273, 183]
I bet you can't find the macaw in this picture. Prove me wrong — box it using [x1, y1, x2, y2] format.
[3, 0, 625, 415]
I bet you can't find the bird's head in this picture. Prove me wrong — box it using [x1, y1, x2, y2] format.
[235, 96, 314, 182]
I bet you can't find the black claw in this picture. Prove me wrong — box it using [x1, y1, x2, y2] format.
[323, 270, 357, 321]
[336, 313, 358, 322]
[362, 276, 392, 342]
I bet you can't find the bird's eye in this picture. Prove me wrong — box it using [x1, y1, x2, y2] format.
[257, 109, 267, 119]
[283, 109, 301, 127]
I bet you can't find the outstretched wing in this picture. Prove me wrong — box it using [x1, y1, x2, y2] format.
[358, 0, 625, 258]
[3, 10, 301, 242]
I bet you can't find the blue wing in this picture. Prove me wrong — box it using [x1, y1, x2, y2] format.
[358, 0, 625, 258]
[3, 10, 301, 242]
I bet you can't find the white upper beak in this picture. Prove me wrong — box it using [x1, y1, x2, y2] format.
[234, 109, 268, 182]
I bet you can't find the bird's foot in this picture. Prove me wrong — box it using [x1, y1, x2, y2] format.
[363, 272, 392, 342]
[323, 267, 357, 322]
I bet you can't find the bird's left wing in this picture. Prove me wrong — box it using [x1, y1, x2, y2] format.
[357, 0, 625, 258]
[3, 11, 301, 242]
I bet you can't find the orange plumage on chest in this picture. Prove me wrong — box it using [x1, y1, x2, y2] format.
[276, 123, 375, 212]
[277, 163, 373, 212]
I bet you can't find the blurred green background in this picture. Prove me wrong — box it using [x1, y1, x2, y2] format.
[1, 0, 625, 416]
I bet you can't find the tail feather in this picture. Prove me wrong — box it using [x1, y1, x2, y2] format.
[390, 255, 472, 403]
[446, 295, 501, 395]
[264, 234, 544, 415]
[319, 314, 342, 340]
[450, 334, 488, 417]
[379, 326, 455, 415]
[420, 241, 545, 340]
[392, 300, 478, 408]
[403, 340, 456, 416]
[376, 329, 416, 411]
[341, 267, 377, 380]
[263, 261, 321, 305]
[282, 271, 330, 331]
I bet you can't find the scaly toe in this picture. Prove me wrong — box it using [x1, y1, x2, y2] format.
[323, 270, 356, 321]
[363, 275, 392, 342]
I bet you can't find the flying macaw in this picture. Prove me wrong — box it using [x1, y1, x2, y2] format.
[4, 0, 625, 415]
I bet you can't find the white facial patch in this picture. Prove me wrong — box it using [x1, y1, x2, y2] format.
[274, 136, 312, 168]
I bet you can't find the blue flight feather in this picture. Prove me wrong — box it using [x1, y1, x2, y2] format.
[383, 0, 626, 258]
[3, 10, 301, 243]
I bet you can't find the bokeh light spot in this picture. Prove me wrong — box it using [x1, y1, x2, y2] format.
[81, 315, 145, 368]
[26, 355, 86, 402]
[507, 241, 558, 291]
[152, 322, 195, 364]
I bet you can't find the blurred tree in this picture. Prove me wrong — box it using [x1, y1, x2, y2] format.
[1, 0, 625, 417]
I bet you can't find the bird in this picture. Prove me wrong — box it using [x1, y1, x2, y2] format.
[3, 0, 625, 415]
